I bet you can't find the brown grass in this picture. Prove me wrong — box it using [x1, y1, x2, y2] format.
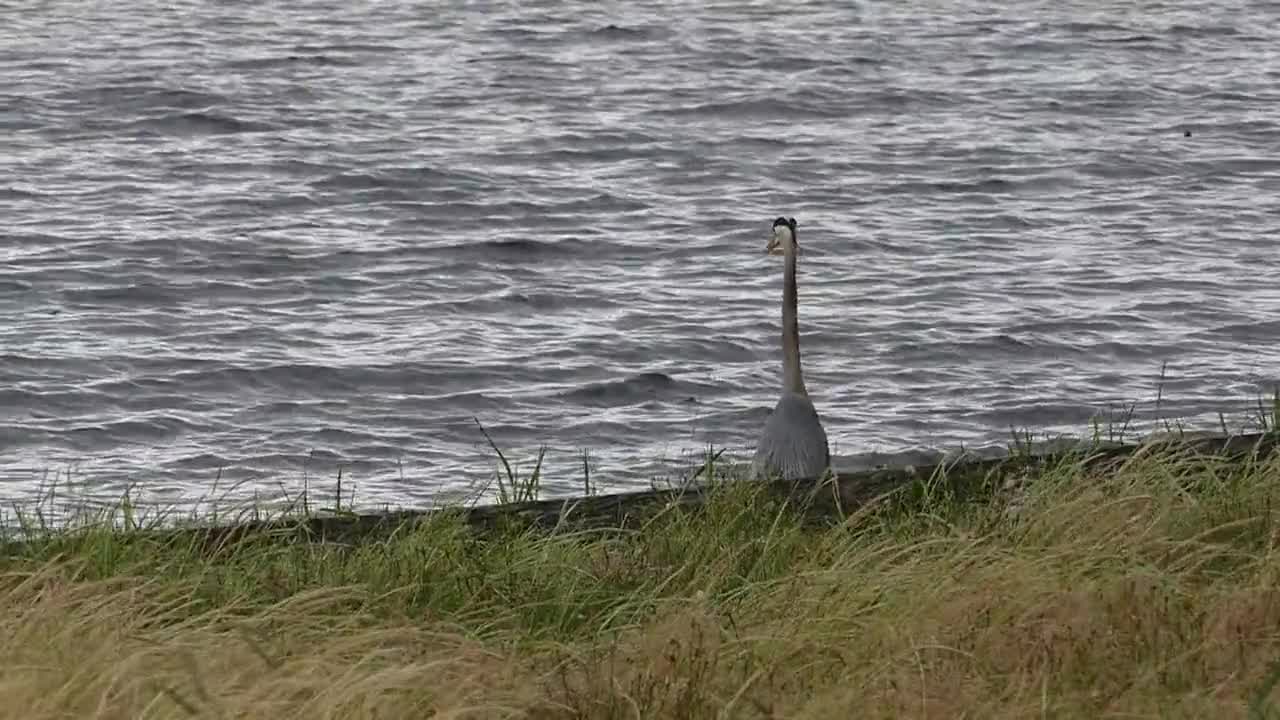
[4, 443, 1280, 718]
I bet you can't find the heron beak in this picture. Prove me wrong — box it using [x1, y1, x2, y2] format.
[765, 237, 781, 255]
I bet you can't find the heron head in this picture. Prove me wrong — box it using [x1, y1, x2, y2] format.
[765, 216, 798, 256]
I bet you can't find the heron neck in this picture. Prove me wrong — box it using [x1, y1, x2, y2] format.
[782, 241, 807, 396]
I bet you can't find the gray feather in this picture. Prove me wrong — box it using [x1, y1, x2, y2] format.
[751, 391, 831, 481]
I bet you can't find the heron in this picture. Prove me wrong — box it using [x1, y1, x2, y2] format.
[751, 216, 831, 481]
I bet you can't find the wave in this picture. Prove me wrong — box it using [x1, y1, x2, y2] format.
[67, 81, 229, 112]
[224, 54, 362, 70]
[561, 372, 700, 408]
[61, 283, 183, 307]
[129, 111, 279, 136]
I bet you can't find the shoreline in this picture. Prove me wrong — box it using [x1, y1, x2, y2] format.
[8, 428, 1275, 552]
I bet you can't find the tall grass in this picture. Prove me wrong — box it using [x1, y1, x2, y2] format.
[3, 437, 1280, 717]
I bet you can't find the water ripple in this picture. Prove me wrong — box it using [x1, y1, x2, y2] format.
[2, 0, 1279, 510]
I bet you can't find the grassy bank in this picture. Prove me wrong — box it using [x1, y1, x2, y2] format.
[4, 437, 1280, 718]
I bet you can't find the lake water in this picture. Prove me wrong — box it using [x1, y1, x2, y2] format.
[3, 0, 1280, 512]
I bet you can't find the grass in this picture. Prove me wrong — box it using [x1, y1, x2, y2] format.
[4, 427, 1280, 717]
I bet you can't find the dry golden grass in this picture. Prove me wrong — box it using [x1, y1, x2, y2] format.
[4, 442, 1280, 718]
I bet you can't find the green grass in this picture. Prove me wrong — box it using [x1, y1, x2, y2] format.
[3, 416, 1280, 717]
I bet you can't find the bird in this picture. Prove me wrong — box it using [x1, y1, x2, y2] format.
[751, 216, 831, 482]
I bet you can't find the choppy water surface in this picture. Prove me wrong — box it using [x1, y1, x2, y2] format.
[3, 0, 1280, 511]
